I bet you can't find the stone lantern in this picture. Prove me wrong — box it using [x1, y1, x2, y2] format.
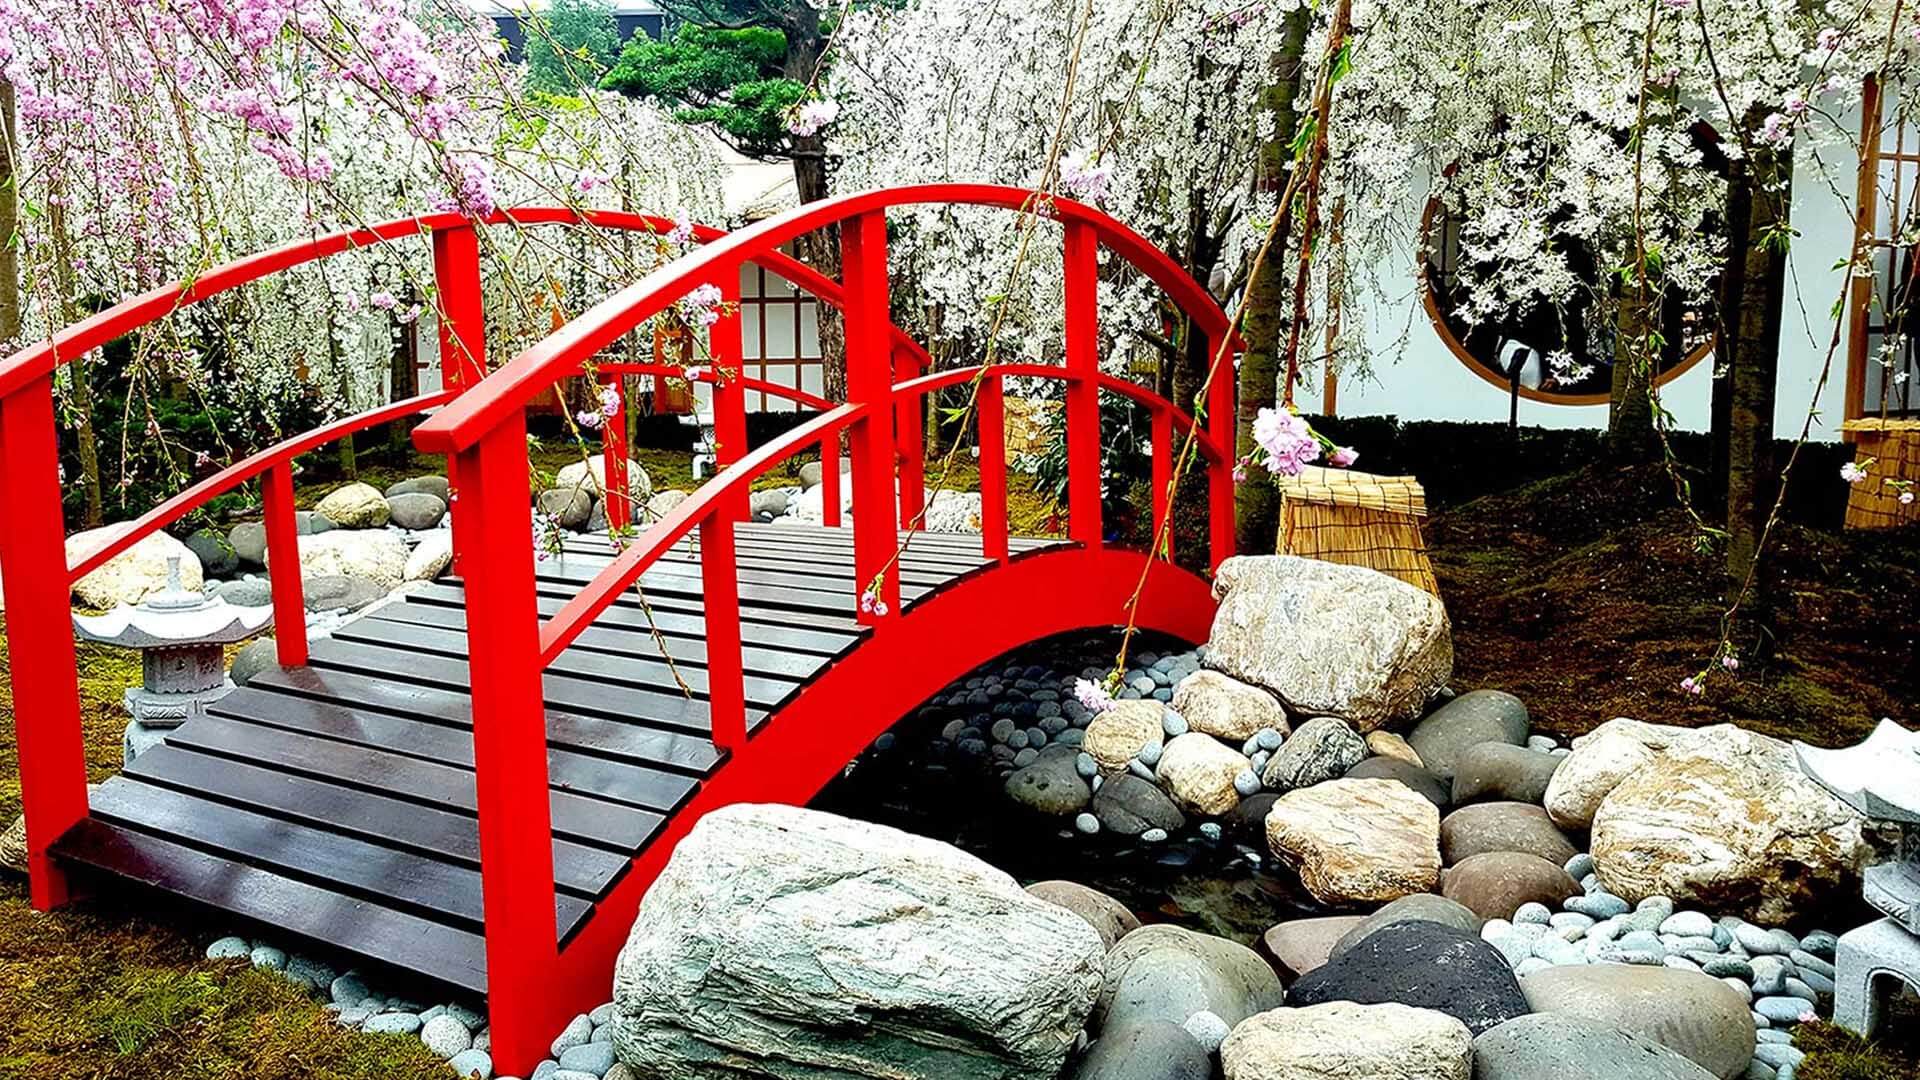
[1794, 719, 1920, 1038]
[72, 555, 273, 763]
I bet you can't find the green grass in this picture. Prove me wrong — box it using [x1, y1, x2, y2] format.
[1794, 1019, 1920, 1080]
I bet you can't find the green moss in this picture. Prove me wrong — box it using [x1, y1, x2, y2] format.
[1794, 1020, 1920, 1080]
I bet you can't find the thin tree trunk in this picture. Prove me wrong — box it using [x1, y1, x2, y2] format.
[781, 8, 845, 412]
[1726, 127, 1791, 613]
[1234, 8, 1313, 556]
[1607, 284, 1657, 459]
[48, 202, 104, 525]
[0, 78, 19, 343]
[1708, 154, 1753, 511]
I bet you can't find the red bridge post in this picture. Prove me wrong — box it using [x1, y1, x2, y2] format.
[842, 211, 900, 622]
[1064, 221, 1103, 548]
[977, 370, 1008, 563]
[711, 275, 749, 523]
[602, 374, 630, 530]
[1207, 330, 1237, 569]
[0, 375, 90, 910]
[434, 226, 488, 575]
[261, 462, 308, 667]
[1152, 405, 1174, 561]
[895, 345, 924, 527]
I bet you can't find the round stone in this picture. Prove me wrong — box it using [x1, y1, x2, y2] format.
[206, 936, 251, 961]
[1075, 813, 1101, 834]
[1222, 1000, 1473, 1078]
[1519, 964, 1757, 1079]
[364, 1013, 425, 1036]
[421, 1014, 473, 1058]
[1162, 710, 1188, 737]
[1472, 1012, 1719, 1079]
[446, 1048, 493, 1078]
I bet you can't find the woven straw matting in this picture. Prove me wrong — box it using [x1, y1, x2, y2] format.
[1276, 466, 1439, 596]
[1842, 418, 1920, 529]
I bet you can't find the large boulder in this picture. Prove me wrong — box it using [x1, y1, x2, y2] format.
[1221, 1002, 1473, 1080]
[1439, 802, 1580, 867]
[1406, 690, 1530, 783]
[1328, 894, 1482, 961]
[1345, 755, 1450, 808]
[385, 474, 450, 501]
[1171, 670, 1289, 742]
[385, 492, 447, 531]
[1084, 701, 1165, 775]
[314, 482, 390, 528]
[1288, 920, 1529, 1037]
[1203, 555, 1451, 732]
[404, 533, 454, 582]
[0, 812, 26, 874]
[67, 524, 203, 608]
[1156, 732, 1252, 816]
[1472, 1013, 1719, 1080]
[1090, 774, 1186, 837]
[1067, 1020, 1211, 1080]
[1026, 881, 1139, 952]
[1440, 851, 1581, 922]
[1095, 924, 1285, 1035]
[275, 530, 408, 590]
[1006, 745, 1092, 816]
[1260, 716, 1366, 792]
[1450, 743, 1562, 805]
[1590, 724, 1872, 924]
[1518, 964, 1756, 1080]
[1261, 916, 1366, 980]
[184, 528, 238, 578]
[1544, 728, 1659, 829]
[556, 454, 652, 503]
[1265, 778, 1441, 905]
[610, 804, 1105, 1080]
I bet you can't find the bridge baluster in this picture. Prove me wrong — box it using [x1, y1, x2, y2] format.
[0, 374, 90, 910]
[699, 514, 749, 752]
[842, 211, 900, 623]
[1063, 221, 1103, 549]
[433, 225, 487, 576]
[821, 437, 843, 528]
[977, 370, 1009, 564]
[1206, 330, 1237, 569]
[261, 462, 308, 666]
[711, 275, 749, 524]
[601, 374, 630, 530]
[895, 345, 924, 528]
[453, 411, 562, 1073]
[1152, 405, 1174, 561]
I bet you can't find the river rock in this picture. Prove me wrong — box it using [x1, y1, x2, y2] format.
[1345, 755, 1450, 807]
[538, 487, 593, 529]
[1289, 920, 1529, 1036]
[1090, 773, 1186, 837]
[279, 530, 408, 590]
[1329, 894, 1482, 960]
[385, 475, 450, 501]
[228, 522, 268, 566]
[314, 482, 390, 528]
[1572, 717, 1694, 751]
[1027, 881, 1140, 952]
[1095, 924, 1285, 1033]
[1441, 851, 1581, 921]
[184, 528, 238, 578]
[1068, 1020, 1210, 1080]
[1157, 732, 1253, 815]
[1006, 745, 1091, 816]
[0, 812, 26, 874]
[1472, 1013, 1719, 1080]
[1519, 964, 1756, 1079]
[610, 804, 1104, 1080]
[1171, 670, 1289, 742]
[1440, 802, 1580, 867]
[67, 524, 204, 608]
[1261, 716, 1366, 791]
[1545, 729, 1659, 829]
[1262, 916, 1366, 980]
[1221, 1001, 1473, 1080]
[1590, 724, 1871, 925]
[1203, 555, 1451, 731]
[1085, 701, 1165, 774]
[1451, 743, 1562, 805]
[1406, 690, 1530, 783]
[385, 492, 447, 530]
[303, 575, 386, 613]
[405, 533, 454, 582]
[229, 638, 279, 687]
[1265, 778, 1441, 905]
[1366, 730, 1424, 768]
[556, 454, 652, 503]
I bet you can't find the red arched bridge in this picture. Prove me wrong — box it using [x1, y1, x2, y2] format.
[0, 185, 1237, 1073]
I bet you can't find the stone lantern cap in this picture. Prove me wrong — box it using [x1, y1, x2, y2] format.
[72, 555, 273, 649]
[1794, 719, 1920, 825]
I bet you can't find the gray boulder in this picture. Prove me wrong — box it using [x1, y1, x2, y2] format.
[539, 487, 593, 529]
[1090, 773, 1186, 837]
[1203, 555, 1451, 731]
[228, 522, 268, 566]
[314, 482, 390, 529]
[1346, 755, 1450, 808]
[1519, 965, 1756, 1079]
[1027, 881, 1140, 952]
[230, 638, 280, 688]
[611, 804, 1104, 1080]
[294, 511, 336, 535]
[749, 488, 792, 519]
[216, 577, 273, 607]
[1289, 920, 1528, 1036]
[1260, 716, 1366, 791]
[184, 528, 239, 578]
[385, 475, 450, 501]
[1439, 802, 1579, 867]
[1407, 690, 1531, 783]
[1068, 1020, 1209, 1080]
[1094, 923, 1285, 1034]
[1006, 745, 1091, 816]
[1329, 893, 1482, 961]
[385, 492, 448, 531]
[303, 575, 386, 613]
[1473, 1013, 1717, 1080]
[1451, 742, 1562, 805]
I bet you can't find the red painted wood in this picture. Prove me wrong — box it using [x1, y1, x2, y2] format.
[710, 274, 749, 526]
[452, 413, 563, 1075]
[1063, 221, 1103, 548]
[977, 371, 1008, 564]
[698, 515, 748, 752]
[1152, 405, 1174, 561]
[895, 346, 925, 528]
[261, 463, 309, 668]
[1206, 331, 1237, 569]
[841, 211, 900, 625]
[0, 375, 90, 909]
[435, 226, 487, 576]
[602, 375, 630, 531]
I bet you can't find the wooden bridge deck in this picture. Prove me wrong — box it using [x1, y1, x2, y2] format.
[50, 523, 1060, 992]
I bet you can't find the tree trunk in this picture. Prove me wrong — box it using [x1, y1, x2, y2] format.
[48, 202, 104, 525]
[781, 6, 845, 411]
[1234, 9, 1313, 556]
[0, 78, 19, 343]
[1708, 153, 1753, 511]
[1725, 128, 1791, 611]
[1607, 284, 1657, 460]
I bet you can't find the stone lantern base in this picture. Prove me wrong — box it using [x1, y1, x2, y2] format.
[1834, 918, 1920, 1039]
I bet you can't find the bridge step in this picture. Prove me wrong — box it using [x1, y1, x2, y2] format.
[48, 523, 1064, 995]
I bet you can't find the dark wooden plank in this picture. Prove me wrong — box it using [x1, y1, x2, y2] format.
[330, 617, 803, 711]
[649, 546, 960, 588]
[304, 637, 765, 737]
[405, 583, 861, 654]
[126, 745, 628, 899]
[53, 818, 493, 993]
[734, 522, 1059, 554]
[246, 665, 723, 775]
[530, 553, 928, 615]
[519, 578, 866, 634]
[205, 688, 700, 814]
[163, 713, 660, 852]
[86, 778, 593, 939]
[364, 601, 827, 681]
